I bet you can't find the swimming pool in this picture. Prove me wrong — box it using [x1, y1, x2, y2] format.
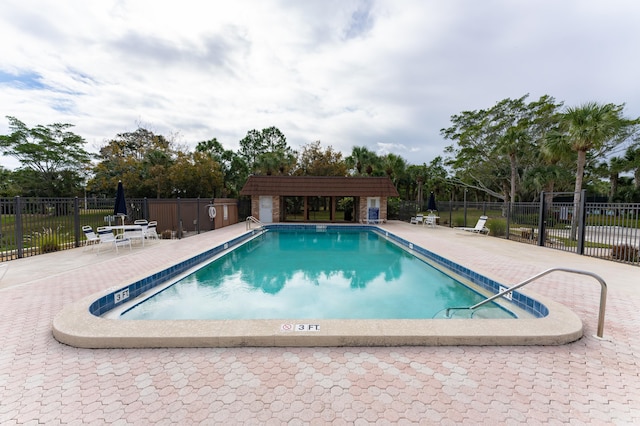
[117, 229, 515, 321]
[52, 224, 584, 347]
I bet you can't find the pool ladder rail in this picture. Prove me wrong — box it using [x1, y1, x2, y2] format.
[444, 267, 608, 338]
[246, 216, 265, 230]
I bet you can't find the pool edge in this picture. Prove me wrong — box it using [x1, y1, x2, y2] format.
[52, 224, 584, 348]
[52, 291, 583, 348]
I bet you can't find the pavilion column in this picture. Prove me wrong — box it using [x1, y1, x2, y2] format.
[331, 197, 336, 222]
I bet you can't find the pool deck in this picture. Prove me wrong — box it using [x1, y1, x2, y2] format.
[1, 221, 639, 423]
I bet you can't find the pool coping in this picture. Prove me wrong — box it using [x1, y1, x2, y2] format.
[52, 225, 584, 347]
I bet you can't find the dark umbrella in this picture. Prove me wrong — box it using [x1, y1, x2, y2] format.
[114, 181, 127, 226]
[427, 192, 437, 213]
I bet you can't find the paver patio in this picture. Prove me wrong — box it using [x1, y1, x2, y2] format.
[1, 221, 638, 424]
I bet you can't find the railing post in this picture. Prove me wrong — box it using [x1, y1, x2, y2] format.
[15, 196, 24, 259]
[537, 191, 546, 247]
[577, 189, 587, 255]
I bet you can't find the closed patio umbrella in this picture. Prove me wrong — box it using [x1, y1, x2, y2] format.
[114, 181, 127, 226]
[427, 192, 437, 213]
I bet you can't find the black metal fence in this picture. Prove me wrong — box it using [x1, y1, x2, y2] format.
[3, 194, 639, 266]
[397, 191, 640, 267]
[0, 197, 239, 261]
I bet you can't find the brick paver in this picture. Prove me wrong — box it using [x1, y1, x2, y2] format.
[0, 222, 638, 424]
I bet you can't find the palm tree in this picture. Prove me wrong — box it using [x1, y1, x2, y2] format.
[345, 146, 377, 176]
[545, 102, 638, 238]
[380, 153, 407, 186]
[624, 145, 640, 190]
[596, 157, 627, 202]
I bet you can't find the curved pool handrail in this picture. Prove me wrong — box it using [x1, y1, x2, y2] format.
[446, 267, 608, 338]
[246, 216, 265, 230]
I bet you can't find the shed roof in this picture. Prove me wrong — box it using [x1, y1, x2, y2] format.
[240, 176, 400, 197]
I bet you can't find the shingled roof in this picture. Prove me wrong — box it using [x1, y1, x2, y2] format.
[240, 176, 399, 197]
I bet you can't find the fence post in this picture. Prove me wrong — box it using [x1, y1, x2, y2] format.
[463, 189, 468, 227]
[143, 198, 149, 220]
[74, 197, 81, 248]
[15, 196, 24, 259]
[537, 191, 546, 247]
[214, 198, 219, 231]
[506, 201, 511, 240]
[177, 197, 182, 239]
[196, 197, 201, 235]
[577, 189, 587, 255]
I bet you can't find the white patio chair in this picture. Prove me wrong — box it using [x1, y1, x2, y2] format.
[423, 215, 437, 228]
[145, 221, 159, 240]
[82, 225, 100, 250]
[124, 226, 145, 247]
[134, 219, 148, 231]
[410, 214, 424, 225]
[97, 226, 132, 253]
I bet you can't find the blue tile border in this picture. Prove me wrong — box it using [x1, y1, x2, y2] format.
[89, 229, 264, 316]
[376, 227, 548, 317]
[89, 225, 548, 318]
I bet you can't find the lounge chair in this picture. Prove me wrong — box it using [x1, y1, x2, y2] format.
[82, 226, 100, 250]
[145, 221, 159, 240]
[97, 226, 132, 253]
[456, 216, 490, 235]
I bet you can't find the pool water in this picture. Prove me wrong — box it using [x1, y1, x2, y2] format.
[120, 230, 514, 320]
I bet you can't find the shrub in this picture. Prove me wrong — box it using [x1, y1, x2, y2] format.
[610, 244, 639, 262]
[40, 235, 60, 253]
[26, 227, 62, 253]
[488, 220, 506, 237]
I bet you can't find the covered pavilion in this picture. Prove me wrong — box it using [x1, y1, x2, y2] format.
[240, 176, 399, 223]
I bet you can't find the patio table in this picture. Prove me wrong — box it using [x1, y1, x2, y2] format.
[104, 225, 145, 246]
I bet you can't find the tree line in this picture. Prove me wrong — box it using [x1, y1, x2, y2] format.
[443, 95, 640, 204]
[1, 93, 639, 203]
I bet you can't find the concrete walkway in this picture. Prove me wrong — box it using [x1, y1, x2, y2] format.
[1, 221, 639, 424]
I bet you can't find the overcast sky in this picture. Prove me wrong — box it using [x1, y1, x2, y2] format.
[2, 0, 640, 170]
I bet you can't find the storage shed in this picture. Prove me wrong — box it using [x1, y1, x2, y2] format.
[239, 176, 399, 223]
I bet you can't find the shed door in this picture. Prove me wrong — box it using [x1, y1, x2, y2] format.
[259, 196, 273, 223]
[367, 197, 380, 221]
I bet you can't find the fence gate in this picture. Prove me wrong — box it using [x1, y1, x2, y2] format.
[538, 190, 586, 255]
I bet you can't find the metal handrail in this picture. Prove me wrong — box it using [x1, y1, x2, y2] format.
[445, 267, 608, 338]
[246, 216, 265, 230]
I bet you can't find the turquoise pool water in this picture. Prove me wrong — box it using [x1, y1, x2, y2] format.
[120, 229, 514, 320]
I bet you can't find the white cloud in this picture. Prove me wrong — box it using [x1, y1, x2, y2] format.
[1, 0, 640, 171]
